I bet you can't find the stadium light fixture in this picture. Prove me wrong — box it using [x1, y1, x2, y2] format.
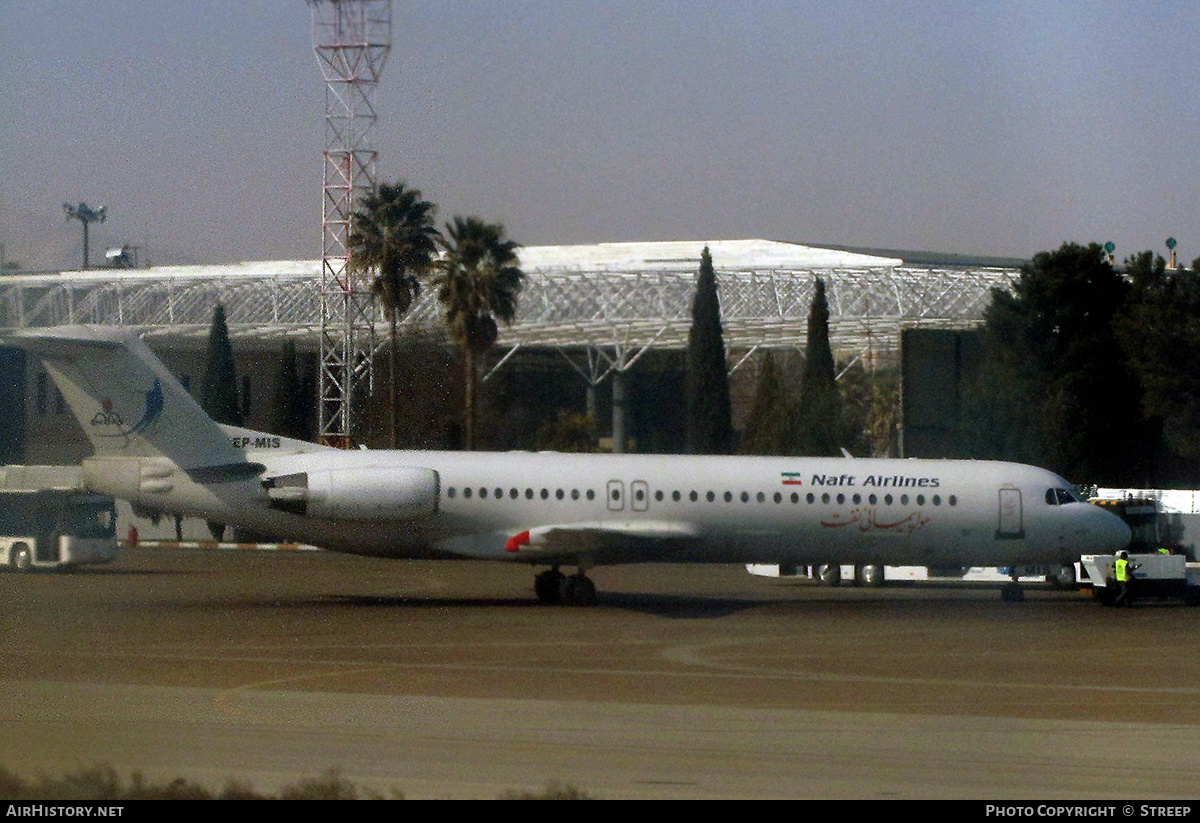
[63, 202, 107, 270]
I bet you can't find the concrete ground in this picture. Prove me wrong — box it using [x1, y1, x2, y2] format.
[3, 547, 1199, 799]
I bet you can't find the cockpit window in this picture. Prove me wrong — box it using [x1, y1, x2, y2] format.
[1045, 487, 1082, 506]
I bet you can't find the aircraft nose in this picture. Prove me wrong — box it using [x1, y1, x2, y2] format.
[1090, 507, 1131, 553]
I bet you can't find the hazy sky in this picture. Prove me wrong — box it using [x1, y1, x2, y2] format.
[2, 1, 1198, 270]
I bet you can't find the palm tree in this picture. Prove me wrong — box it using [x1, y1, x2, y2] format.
[347, 182, 441, 447]
[434, 217, 524, 449]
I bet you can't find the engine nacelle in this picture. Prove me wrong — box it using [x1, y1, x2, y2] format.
[264, 465, 439, 521]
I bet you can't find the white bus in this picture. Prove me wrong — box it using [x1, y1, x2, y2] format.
[0, 465, 118, 572]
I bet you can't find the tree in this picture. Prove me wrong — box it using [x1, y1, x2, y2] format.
[789, 278, 842, 456]
[740, 350, 789, 455]
[271, 339, 308, 441]
[839, 363, 900, 458]
[347, 181, 441, 448]
[199, 304, 240, 541]
[965, 242, 1146, 483]
[434, 217, 524, 450]
[1115, 252, 1200, 474]
[200, 304, 241, 427]
[535, 410, 598, 453]
[686, 247, 733, 454]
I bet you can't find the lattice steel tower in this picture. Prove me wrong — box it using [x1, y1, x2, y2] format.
[309, 0, 391, 447]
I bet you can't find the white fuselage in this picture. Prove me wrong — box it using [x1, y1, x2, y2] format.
[82, 449, 1131, 568]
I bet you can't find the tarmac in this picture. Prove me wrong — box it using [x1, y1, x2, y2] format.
[3, 546, 1200, 799]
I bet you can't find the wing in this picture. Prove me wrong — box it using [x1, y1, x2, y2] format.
[502, 520, 702, 565]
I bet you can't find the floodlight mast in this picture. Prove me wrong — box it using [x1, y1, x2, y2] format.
[309, 0, 392, 448]
[63, 202, 106, 270]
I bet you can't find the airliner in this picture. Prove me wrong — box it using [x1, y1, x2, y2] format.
[1, 326, 1130, 604]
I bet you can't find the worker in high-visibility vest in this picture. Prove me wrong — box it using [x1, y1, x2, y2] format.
[1114, 550, 1136, 607]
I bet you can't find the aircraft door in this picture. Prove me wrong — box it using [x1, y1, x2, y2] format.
[631, 480, 649, 512]
[606, 480, 625, 512]
[996, 488, 1024, 539]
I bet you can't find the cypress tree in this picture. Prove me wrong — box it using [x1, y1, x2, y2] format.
[200, 304, 242, 427]
[790, 278, 842, 456]
[199, 304, 240, 543]
[685, 247, 733, 454]
[272, 339, 307, 440]
[740, 350, 788, 454]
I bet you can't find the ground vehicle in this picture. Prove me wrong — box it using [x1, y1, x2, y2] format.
[1090, 494, 1194, 558]
[747, 562, 1078, 588]
[0, 465, 117, 572]
[1081, 552, 1200, 606]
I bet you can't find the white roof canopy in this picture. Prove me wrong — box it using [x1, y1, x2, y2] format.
[0, 239, 1016, 367]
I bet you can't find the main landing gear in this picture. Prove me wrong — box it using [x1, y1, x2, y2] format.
[1001, 571, 1026, 602]
[534, 566, 596, 606]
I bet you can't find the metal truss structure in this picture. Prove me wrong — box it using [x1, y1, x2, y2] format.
[309, 0, 391, 447]
[502, 262, 1014, 379]
[0, 244, 1019, 374]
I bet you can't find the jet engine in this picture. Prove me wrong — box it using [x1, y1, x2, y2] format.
[263, 466, 439, 521]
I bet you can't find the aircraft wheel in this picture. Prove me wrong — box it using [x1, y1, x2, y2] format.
[1048, 564, 1076, 590]
[815, 564, 841, 586]
[856, 564, 885, 587]
[535, 569, 564, 604]
[1001, 582, 1025, 602]
[560, 574, 596, 606]
[11, 544, 32, 573]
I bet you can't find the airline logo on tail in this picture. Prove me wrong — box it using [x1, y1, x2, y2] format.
[90, 379, 164, 438]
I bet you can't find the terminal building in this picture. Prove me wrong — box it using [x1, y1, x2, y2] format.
[0, 238, 1022, 470]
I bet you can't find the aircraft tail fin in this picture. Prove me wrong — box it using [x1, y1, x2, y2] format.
[1, 325, 246, 470]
